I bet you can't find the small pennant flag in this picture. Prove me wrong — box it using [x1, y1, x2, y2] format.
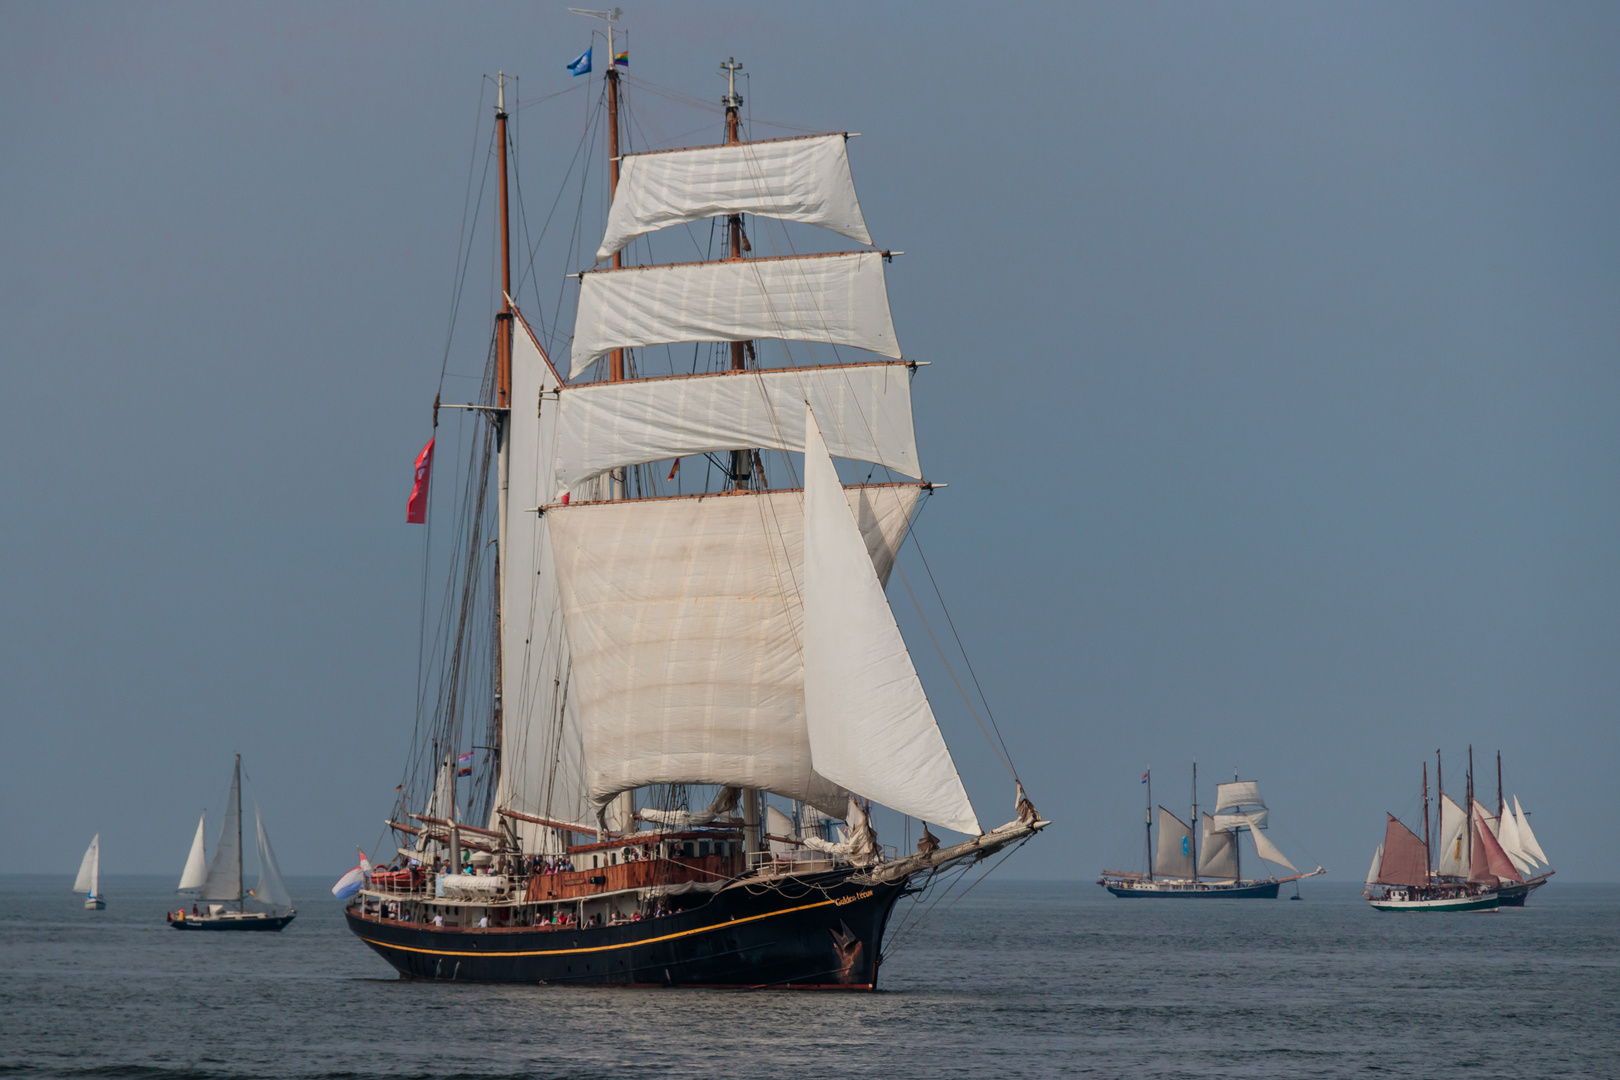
[614, 50, 628, 67]
[666, 458, 680, 481]
[567, 47, 592, 77]
[406, 437, 435, 524]
[456, 751, 474, 777]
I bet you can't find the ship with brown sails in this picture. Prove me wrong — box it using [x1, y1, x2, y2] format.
[344, 15, 1046, 988]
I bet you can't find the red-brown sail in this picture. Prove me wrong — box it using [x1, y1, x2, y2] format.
[1476, 814, 1522, 883]
[1377, 814, 1429, 887]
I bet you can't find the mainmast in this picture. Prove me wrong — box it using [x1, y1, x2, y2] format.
[721, 57, 752, 491]
[1190, 761, 1198, 883]
[1467, 744, 1475, 872]
[1496, 750, 1504, 821]
[234, 753, 244, 911]
[1422, 761, 1431, 885]
[493, 72, 514, 785]
[1144, 769, 1153, 880]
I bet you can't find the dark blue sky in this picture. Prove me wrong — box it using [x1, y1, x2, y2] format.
[3, 2, 1615, 881]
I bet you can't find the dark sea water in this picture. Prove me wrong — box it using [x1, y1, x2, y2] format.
[2, 875, 1615, 1079]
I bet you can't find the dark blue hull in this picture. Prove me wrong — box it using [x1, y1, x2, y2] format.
[346, 870, 905, 988]
[169, 911, 296, 931]
[1102, 879, 1281, 899]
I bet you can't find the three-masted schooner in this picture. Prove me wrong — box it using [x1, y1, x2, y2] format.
[345, 31, 1045, 988]
[1099, 765, 1322, 898]
[168, 755, 296, 931]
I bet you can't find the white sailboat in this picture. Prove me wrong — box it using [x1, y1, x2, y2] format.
[168, 755, 296, 931]
[74, 833, 104, 910]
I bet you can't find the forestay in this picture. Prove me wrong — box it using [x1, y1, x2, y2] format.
[1198, 813, 1237, 878]
[553, 363, 919, 490]
[596, 134, 872, 261]
[800, 407, 979, 835]
[1155, 807, 1195, 878]
[570, 252, 900, 377]
[547, 482, 922, 818]
[492, 316, 592, 849]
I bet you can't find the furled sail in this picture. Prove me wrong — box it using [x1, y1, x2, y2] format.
[800, 406, 979, 835]
[1154, 807, 1195, 878]
[546, 482, 922, 817]
[178, 814, 208, 892]
[596, 133, 872, 261]
[639, 787, 739, 830]
[1214, 780, 1265, 813]
[553, 363, 920, 490]
[1435, 794, 1467, 878]
[1513, 796, 1549, 867]
[1198, 812, 1237, 878]
[253, 808, 293, 911]
[493, 315, 592, 850]
[1248, 819, 1298, 872]
[201, 760, 243, 902]
[1376, 814, 1429, 887]
[570, 252, 900, 377]
[74, 834, 100, 895]
[425, 755, 455, 824]
[1365, 844, 1383, 887]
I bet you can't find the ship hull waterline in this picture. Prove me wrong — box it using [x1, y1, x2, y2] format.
[1101, 879, 1281, 899]
[347, 870, 905, 988]
[1494, 874, 1551, 907]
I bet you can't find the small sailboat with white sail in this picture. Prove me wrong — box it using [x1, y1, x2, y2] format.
[168, 755, 296, 931]
[74, 834, 104, 910]
[1099, 765, 1323, 898]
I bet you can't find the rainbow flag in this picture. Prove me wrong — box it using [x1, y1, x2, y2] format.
[614, 50, 628, 67]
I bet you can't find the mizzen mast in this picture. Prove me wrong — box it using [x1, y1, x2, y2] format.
[493, 71, 514, 782]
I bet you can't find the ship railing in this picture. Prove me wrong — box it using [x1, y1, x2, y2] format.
[745, 846, 900, 875]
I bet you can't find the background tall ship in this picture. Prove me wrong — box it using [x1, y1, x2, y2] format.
[346, 19, 1045, 989]
[1364, 749, 1551, 912]
[1099, 765, 1322, 898]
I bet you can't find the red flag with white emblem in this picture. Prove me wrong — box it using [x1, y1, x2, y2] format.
[406, 437, 434, 523]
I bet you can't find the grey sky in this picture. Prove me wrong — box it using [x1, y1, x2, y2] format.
[3, 2, 1615, 881]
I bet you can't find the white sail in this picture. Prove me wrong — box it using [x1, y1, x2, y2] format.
[1513, 796, 1550, 867]
[1435, 794, 1467, 877]
[570, 251, 901, 377]
[253, 808, 293, 910]
[492, 315, 591, 850]
[1198, 813, 1237, 878]
[1494, 800, 1537, 876]
[200, 760, 243, 903]
[1365, 844, 1383, 887]
[1473, 800, 1500, 837]
[597, 133, 872, 261]
[766, 805, 797, 854]
[74, 834, 100, 895]
[1247, 818, 1298, 871]
[554, 363, 920, 491]
[1154, 807, 1195, 878]
[547, 482, 921, 817]
[1211, 808, 1268, 832]
[177, 814, 208, 891]
[800, 406, 979, 834]
[1214, 780, 1265, 812]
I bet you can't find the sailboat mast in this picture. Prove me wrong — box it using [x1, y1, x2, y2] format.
[1190, 761, 1198, 883]
[1496, 750, 1504, 820]
[1467, 744, 1475, 872]
[493, 72, 513, 790]
[721, 57, 753, 493]
[1145, 769, 1153, 881]
[1422, 761, 1431, 885]
[234, 754, 244, 911]
[606, 19, 625, 386]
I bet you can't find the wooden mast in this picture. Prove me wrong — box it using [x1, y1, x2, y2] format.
[1496, 749, 1504, 821]
[1190, 760, 1198, 883]
[721, 58, 751, 492]
[1422, 761, 1431, 886]
[1144, 769, 1153, 881]
[493, 72, 514, 793]
[1435, 748, 1444, 874]
[234, 754, 244, 911]
[1466, 745, 1475, 875]
[607, 32, 625, 385]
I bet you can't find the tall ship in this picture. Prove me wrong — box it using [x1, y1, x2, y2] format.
[1430, 748, 1553, 907]
[1365, 757, 1501, 912]
[168, 755, 297, 931]
[344, 18, 1045, 988]
[1099, 765, 1322, 898]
